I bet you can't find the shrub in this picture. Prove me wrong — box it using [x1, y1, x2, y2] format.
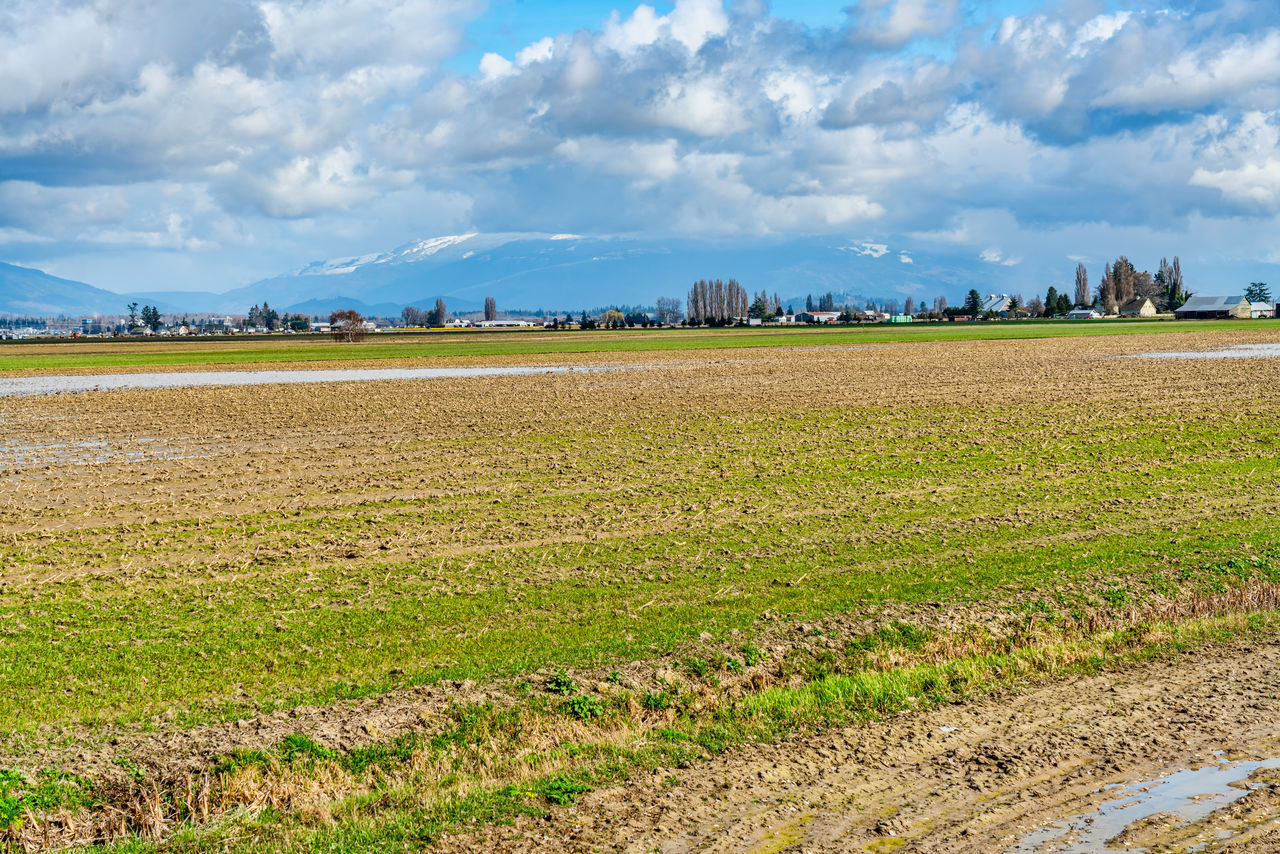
[642, 691, 672, 712]
[545, 671, 577, 695]
[543, 776, 592, 806]
[564, 695, 605, 721]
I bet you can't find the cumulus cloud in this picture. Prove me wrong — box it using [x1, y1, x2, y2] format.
[1, 0, 1279, 292]
[980, 248, 1020, 266]
[844, 0, 959, 49]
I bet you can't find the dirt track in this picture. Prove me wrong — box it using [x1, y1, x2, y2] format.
[436, 639, 1280, 853]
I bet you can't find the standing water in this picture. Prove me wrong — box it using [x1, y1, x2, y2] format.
[1008, 756, 1280, 853]
[0, 365, 625, 397]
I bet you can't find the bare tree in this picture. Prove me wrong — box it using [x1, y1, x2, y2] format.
[1114, 256, 1136, 305]
[432, 297, 447, 326]
[484, 296, 497, 321]
[402, 305, 425, 327]
[1074, 263, 1090, 307]
[655, 297, 683, 325]
[904, 296, 915, 316]
[1028, 294, 1045, 316]
[1099, 262, 1117, 313]
[330, 309, 367, 342]
[933, 295, 948, 316]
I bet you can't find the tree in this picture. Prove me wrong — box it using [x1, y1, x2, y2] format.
[329, 309, 367, 342]
[484, 297, 497, 321]
[425, 298, 447, 326]
[1074, 263, 1090, 307]
[601, 309, 626, 328]
[1167, 256, 1185, 307]
[904, 297, 915, 317]
[402, 305, 426, 327]
[1098, 262, 1116, 312]
[963, 289, 982, 315]
[127, 302, 139, 330]
[247, 302, 279, 330]
[1114, 256, 1136, 305]
[805, 294, 815, 313]
[655, 297, 683, 325]
[748, 294, 771, 319]
[1044, 286, 1059, 317]
[1246, 282, 1271, 303]
[287, 314, 310, 332]
[933, 295, 948, 317]
[1028, 295, 1045, 316]
[141, 305, 162, 331]
[1007, 294, 1022, 316]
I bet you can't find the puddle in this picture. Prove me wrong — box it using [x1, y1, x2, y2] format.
[0, 438, 194, 468]
[1130, 343, 1280, 360]
[1007, 757, 1280, 853]
[0, 365, 622, 397]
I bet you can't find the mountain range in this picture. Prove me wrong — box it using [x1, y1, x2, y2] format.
[0, 233, 1021, 318]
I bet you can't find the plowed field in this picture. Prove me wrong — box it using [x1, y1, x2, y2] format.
[3, 326, 1280, 852]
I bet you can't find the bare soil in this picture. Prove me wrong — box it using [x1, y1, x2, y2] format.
[436, 638, 1280, 853]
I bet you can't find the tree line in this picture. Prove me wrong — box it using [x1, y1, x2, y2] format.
[687, 279, 748, 324]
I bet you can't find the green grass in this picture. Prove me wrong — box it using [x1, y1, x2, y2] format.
[89, 609, 1280, 853]
[2, 319, 1277, 371]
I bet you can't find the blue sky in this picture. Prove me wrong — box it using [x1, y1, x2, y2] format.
[1, 0, 1279, 298]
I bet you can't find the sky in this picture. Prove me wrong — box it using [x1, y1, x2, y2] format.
[2, 0, 1280, 296]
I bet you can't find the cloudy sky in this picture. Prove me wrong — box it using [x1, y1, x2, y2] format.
[2, 0, 1278, 295]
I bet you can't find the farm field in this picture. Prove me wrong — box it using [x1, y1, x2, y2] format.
[3, 318, 1279, 374]
[3, 324, 1280, 851]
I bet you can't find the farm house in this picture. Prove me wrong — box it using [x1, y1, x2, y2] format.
[1120, 297, 1157, 318]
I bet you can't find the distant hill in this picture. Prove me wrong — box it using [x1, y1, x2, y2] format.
[2, 233, 1027, 318]
[0, 263, 137, 316]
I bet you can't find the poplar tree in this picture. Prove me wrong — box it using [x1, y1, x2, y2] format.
[1074, 263, 1090, 307]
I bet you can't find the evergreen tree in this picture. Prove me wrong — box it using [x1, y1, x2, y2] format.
[963, 289, 982, 315]
[1044, 286, 1059, 316]
[1246, 282, 1271, 303]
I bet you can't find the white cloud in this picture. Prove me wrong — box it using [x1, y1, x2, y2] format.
[601, 0, 728, 54]
[850, 242, 890, 257]
[1093, 30, 1280, 112]
[1, 0, 1279, 296]
[845, 0, 958, 49]
[980, 248, 1020, 266]
[1191, 159, 1280, 207]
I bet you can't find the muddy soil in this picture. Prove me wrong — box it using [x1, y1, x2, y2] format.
[434, 639, 1280, 854]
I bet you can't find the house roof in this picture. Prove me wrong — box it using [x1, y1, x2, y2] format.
[1120, 297, 1153, 310]
[981, 294, 1011, 312]
[1176, 295, 1247, 311]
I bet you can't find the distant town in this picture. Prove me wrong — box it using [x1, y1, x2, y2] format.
[1, 256, 1274, 339]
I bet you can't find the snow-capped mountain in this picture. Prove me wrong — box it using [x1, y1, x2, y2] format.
[2, 232, 1030, 317]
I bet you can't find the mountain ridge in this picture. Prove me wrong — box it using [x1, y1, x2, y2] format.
[1, 233, 1020, 318]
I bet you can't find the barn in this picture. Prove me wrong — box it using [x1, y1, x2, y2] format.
[1173, 295, 1251, 320]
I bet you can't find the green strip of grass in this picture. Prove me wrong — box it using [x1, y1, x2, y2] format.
[2, 320, 1276, 371]
[90, 609, 1280, 854]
